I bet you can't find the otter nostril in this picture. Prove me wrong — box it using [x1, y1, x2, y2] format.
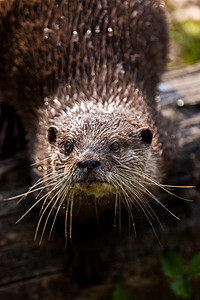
[77, 159, 101, 172]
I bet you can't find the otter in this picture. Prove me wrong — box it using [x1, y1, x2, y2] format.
[0, 0, 177, 241]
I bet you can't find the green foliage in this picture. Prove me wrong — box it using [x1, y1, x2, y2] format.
[170, 278, 192, 299]
[160, 251, 200, 299]
[110, 285, 131, 300]
[109, 251, 200, 300]
[188, 253, 200, 276]
[171, 21, 200, 65]
[160, 251, 184, 278]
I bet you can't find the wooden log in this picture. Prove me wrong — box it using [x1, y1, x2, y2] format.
[0, 63, 200, 299]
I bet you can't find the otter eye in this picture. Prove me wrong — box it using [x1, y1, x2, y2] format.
[64, 141, 73, 154]
[110, 142, 120, 153]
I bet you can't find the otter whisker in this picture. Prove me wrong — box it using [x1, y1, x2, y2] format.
[30, 169, 62, 187]
[64, 195, 70, 242]
[74, 193, 82, 216]
[117, 166, 193, 203]
[123, 193, 136, 236]
[116, 173, 180, 221]
[69, 192, 74, 240]
[16, 176, 65, 224]
[159, 185, 195, 189]
[39, 177, 71, 242]
[18, 176, 47, 203]
[118, 193, 122, 239]
[6, 177, 47, 201]
[39, 187, 65, 244]
[36, 187, 46, 201]
[122, 184, 162, 245]
[30, 155, 57, 166]
[112, 172, 165, 241]
[137, 183, 180, 220]
[112, 177, 136, 224]
[34, 178, 66, 241]
[111, 176, 136, 235]
[7, 171, 63, 202]
[137, 194, 162, 246]
[114, 192, 119, 229]
[39, 172, 65, 213]
[15, 193, 52, 224]
[132, 185, 163, 229]
[135, 171, 193, 202]
[35, 175, 64, 212]
[140, 196, 163, 229]
[48, 183, 71, 241]
[17, 181, 56, 204]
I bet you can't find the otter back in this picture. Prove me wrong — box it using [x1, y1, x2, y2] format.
[0, 0, 168, 113]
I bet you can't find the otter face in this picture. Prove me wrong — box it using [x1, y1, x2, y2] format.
[31, 103, 161, 240]
[47, 112, 155, 202]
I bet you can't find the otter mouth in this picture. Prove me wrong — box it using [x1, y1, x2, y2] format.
[74, 181, 114, 197]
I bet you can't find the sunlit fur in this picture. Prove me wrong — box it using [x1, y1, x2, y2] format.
[1, 0, 181, 242]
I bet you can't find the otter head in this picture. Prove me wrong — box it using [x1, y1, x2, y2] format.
[44, 104, 157, 211]
[32, 99, 163, 238]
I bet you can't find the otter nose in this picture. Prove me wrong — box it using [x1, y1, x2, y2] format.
[77, 159, 101, 173]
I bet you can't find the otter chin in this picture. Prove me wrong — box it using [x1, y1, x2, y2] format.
[75, 182, 114, 198]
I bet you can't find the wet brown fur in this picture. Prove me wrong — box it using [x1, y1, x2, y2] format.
[0, 0, 177, 230]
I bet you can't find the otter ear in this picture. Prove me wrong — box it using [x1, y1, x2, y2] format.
[138, 128, 153, 144]
[48, 125, 58, 144]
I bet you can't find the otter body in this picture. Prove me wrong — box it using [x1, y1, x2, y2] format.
[0, 1, 176, 231]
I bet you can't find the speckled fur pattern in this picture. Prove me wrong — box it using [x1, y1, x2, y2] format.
[0, 0, 177, 225]
[0, 0, 168, 108]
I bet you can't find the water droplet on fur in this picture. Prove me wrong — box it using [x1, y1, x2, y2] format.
[86, 29, 92, 38]
[72, 31, 79, 42]
[134, 88, 139, 96]
[43, 28, 50, 39]
[51, 108, 56, 115]
[107, 27, 113, 36]
[53, 98, 59, 104]
[57, 40, 61, 47]
[119, 67, 125, 75]
[44, 97, 49, 106]
[95, 26, 100, 33]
